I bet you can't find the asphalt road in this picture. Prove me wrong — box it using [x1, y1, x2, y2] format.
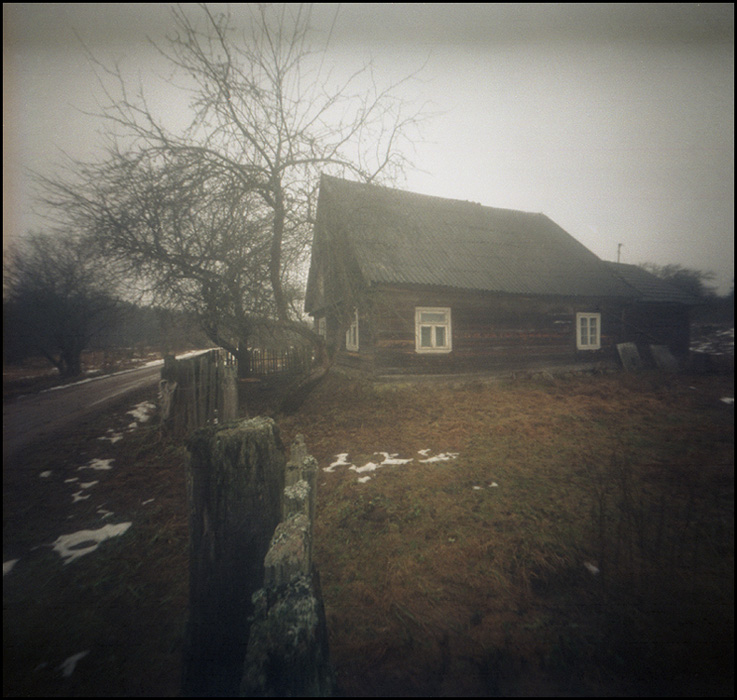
[2, 363, 163, 463]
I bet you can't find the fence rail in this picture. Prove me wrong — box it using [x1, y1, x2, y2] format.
[248, 346, 312, 377]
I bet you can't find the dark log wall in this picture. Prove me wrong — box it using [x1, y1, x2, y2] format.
[341, 286, 625, 375]
[620, 303, 691, 357]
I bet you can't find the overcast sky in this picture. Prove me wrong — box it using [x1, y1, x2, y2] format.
[3, 3, 734, 293]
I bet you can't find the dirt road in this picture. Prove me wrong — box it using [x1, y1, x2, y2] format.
[2, 363, 163, 463]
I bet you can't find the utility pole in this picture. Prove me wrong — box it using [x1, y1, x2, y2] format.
[617, 243, 624, 263]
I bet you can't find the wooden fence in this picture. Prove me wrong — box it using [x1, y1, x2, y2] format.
[159, 349, 238, 436]
[159, 346, 314, 435]
[182, 423, 333, 697]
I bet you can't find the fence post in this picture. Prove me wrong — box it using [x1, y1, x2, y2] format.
[240, 435, 335, 697]
[181, 417, 286, 697]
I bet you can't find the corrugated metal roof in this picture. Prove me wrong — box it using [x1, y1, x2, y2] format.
[603, 262, 699, 304]
[316, 175, 636, 299]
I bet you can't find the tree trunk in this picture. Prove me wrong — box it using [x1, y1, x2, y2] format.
[237, 342, 252, 379]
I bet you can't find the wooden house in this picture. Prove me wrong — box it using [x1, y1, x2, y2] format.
[304, 175, 694, 376]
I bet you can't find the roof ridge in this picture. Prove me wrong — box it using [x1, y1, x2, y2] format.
[320, 173, 543, 218]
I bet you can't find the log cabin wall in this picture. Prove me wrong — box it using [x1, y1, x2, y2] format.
[346, 286, 623, 375]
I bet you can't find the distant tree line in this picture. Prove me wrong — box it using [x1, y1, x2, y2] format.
[639, 262, 734, 323]
[3, 230, 209, 376]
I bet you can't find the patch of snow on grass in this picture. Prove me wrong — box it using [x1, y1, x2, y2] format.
[418, 452, 459, 463]
[357, 476, 372, 484]
[78, 458, 114, 472]
[720, 397, 734, 405]
[128, 401, 156, 422]
[39, 471, 52, 478]
[327, 450, 456, 482]
[3, 559, 19, 576]
[71, 480, 99, 503]
[350, 461, 382, 474]
[324, 453, 351, 472]
[98, 430, 124, 444]
[52, 522, 132, 564]
[375, 452, 413, 465]
[57, 650, 89, 677]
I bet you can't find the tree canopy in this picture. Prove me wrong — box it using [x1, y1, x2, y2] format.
[639, 262, 718, 300]
[37, 4, 424, 372]
[4, 231, 120, 377]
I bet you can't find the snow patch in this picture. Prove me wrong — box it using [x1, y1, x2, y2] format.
[71, 480, 99, 503]
[324, 453, 351, 473]
[720, 397, 734, 405]
[57, 650, 90, 678]
[325, 449, 457, 482]
[350, 462, 382, 474]
[78, 458, 114, 472]
[39, 470, 52, 478]
[52, 522, 132, 564]
[418, 452, 459, 463]
[127, 401, 156, 424]
[98, 430, 124, 444]
[3, 559, 19, 576]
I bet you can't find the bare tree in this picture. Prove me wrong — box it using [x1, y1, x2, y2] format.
[4, 231, 120, 377]
[639, 263, 717, 300]
[38, 4, 424, 376]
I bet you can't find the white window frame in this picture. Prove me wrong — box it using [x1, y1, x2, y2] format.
[576, 312, 601, 350]
[345, 308, 359, 351]
[415, 307, 452, 353]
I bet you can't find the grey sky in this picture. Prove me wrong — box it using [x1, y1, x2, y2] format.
[3, 3, 734, 293]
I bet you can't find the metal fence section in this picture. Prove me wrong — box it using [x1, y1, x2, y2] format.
[248, 346, 312, 377]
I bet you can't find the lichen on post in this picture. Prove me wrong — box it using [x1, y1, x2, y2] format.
[182, 417, 286, 697]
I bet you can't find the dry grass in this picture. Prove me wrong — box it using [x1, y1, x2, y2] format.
[278, 370, 734, 696]
[3, 366, 734, 696]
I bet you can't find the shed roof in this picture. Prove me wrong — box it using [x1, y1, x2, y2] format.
[310, 175, 635, 303]
[603, 262, 699, 304]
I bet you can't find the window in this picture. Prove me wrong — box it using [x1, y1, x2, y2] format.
[415, 307, 452, 353]
[346, 308, 359, 351]
[317, 317, 326, 338]
[576, 312, 601, 350]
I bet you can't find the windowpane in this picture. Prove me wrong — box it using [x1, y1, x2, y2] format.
[580, 317, 589, 345]
[435, 326, 446, 347]
[589, 317, 597, 345]
[420, 311, 447, 324]
[420, 326, 433, 347]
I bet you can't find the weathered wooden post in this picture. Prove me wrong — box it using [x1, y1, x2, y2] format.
[182, 417, 286, 697]
[240, 435, 335, 697]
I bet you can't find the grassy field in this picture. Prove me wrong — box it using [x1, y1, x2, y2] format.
[3, 365, 734, 696]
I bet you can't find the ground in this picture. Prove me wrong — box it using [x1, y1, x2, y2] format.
[3, 334, 734, 697]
